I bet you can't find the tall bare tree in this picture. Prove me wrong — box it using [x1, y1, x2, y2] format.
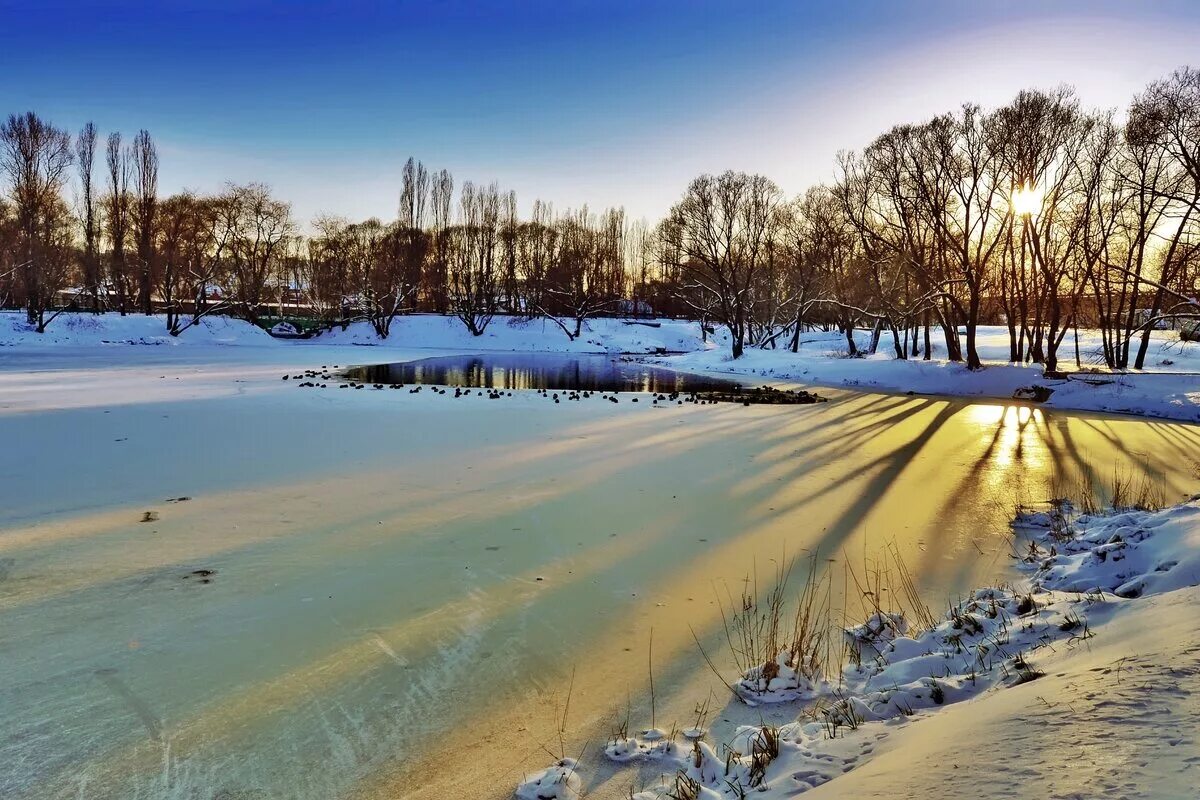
[427, 168, 453, 312]
[0, 111, 73, 329]
[131, 129, 158, 315]
[447, 180, 502, 335]
[76, 122, 100, 311]
[660, 171, 781, 357]
[1126, 67, 1200, 368]
[105, 132, 131, 314]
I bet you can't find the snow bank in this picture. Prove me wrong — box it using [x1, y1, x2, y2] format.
[0, 311, 274, 347]
[5, 311, 1197, 421]
[1018, 499, 1200, 599]
[520, 495, 1200, 799]
[654, 327, 1200, 422]
[306, 315, 713, 355]
[0, 309, 711, 354]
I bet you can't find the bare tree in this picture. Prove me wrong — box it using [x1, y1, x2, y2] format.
[0, 111, 73, 330]
[76, 122, 100, 311]
[447, 180, 502, 335]
[1126, 67, 1200, 368]
[426, 168, 453, 312]
[131, 129, 158, 315]
[539, 206, 624, 339]
[660, 171, 782, 357]
[780, 190, 836, 353]
[804, 183, 873, 355]
[105, 132, 131, 314]
[179, 192, 237, 330]
[399, 156, 429, 230]
[0, 198, 18, 308]
[990, 89, 1089, 373]
[372, 156, 431, 336]
[310, 214, 420, 338]
[225, 183, 293, 324]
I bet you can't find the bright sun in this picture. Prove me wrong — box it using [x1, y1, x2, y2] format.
[1010, 183, 1044, 216]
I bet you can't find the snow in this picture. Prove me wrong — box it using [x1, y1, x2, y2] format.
[735, 648, 821, 703]
[304, 314, 710, 355]
[527, 496, 1200, 799]
[0, 310, 273, 347]
[515, 759, 582, 800]
[1018, 500, 1200, 599]
[4, 311, 1195, 421]
[808, 584, 1200, 800]
[653, 327, 1200, 423]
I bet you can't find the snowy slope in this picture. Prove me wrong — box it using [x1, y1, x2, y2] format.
[655, 328, 1200, 422]
[304, 315, 715, 354]
[520, 498, 1200, 799]
[806, 583, 1200, 800]
[0, 310, 275, 347]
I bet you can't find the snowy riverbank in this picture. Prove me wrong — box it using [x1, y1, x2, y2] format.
[0, 310, 711, 354]
[2, 310, 1198, 422]
[520, 496, 1200, 799]
[656, 341, 1200, 423]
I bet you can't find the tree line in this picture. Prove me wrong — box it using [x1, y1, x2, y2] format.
[2, 67, 1198, 370]
[657, 69, 1200, 370]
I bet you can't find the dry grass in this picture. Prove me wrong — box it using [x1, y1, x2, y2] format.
[1109, 465, 1166, 512]
[664, 773, 701, 800]
[699, 544, 944, 697]
[714, 551, 835, 682]
[1050, 462, 1167, 518]
[746, 725, 780, 787]
[812, 690, 864, 739]
[844, 541, 937, 634]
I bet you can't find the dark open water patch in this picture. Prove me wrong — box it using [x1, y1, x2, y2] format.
[344, 354, 744, 393]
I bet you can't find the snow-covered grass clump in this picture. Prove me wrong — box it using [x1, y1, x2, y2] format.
[1017, 496, 1200, 599]
[514, 758, 581, 799]
[735, 649, 819, 702]
[604, 726, 687, 764]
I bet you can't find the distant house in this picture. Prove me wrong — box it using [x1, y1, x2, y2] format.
[1135, 308, 1175, 330]
[616, 298, 654, 318]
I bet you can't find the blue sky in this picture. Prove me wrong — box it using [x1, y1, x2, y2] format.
[5, 1, 1200, 226]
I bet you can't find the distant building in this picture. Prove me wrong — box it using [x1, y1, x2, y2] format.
[616, 298, 654, 317]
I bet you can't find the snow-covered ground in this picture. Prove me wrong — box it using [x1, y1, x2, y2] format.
[0, 310, 277, 348]
[828, 499, 1200, 799]
[4, 311, 1195, 422]
[653, 327, 1200, 424]
[0, 310, 709, 354]
[523, 497, 1200, 800]
[305, 314, 711, 354]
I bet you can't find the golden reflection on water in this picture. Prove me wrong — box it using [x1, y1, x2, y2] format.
[969, 403, 1047, 477]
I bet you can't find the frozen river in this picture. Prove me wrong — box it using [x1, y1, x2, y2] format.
[1, 347, 1197, 799]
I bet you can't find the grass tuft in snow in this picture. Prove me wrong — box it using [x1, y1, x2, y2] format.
[707, 552, 835, 704]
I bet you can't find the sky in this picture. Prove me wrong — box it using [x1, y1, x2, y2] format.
[5, 0, 1200, 228]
